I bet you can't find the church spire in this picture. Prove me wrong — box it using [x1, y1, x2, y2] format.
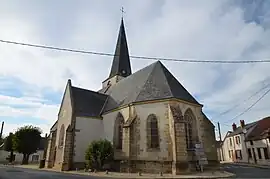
[108, 18, 132, 78]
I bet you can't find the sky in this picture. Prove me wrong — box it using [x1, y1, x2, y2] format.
[0, 0, 270, 139]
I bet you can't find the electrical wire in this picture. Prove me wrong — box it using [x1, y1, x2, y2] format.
[1, 39, 270, 64]
[228, 87, 270, 122]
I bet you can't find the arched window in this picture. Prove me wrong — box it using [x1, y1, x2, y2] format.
[184, 109, 195, 149]
[58, 124, 65, 147]
[147, 114, 159, 149]
[114, 112, 124, 149]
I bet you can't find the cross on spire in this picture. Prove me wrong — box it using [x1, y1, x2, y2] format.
[120, 7, 126, 18]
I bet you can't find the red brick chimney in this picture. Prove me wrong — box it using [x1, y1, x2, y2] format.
[240, 120, 245, 128]
[232, 123, 237, 131]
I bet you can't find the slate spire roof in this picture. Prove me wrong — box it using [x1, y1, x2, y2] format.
[108, 18, 132, 78]
[103, 61, 200, 112]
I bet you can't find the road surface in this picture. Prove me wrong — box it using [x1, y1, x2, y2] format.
[1, 164, 270, 178]
[0, 165, 108, 179]
[221, 163, 270, 178]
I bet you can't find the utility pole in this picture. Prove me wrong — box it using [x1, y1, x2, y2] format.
[217, 122, 224, 161]
[0, 121, 4, 140]
[218, 122, 222, 141]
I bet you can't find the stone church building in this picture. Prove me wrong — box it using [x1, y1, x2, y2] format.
[45, 18, 218, 174]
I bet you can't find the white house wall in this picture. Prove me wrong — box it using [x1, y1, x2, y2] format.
[246, 139, 270, 165]
[73, 117, 104, 162]
[0, 150, 44, 164]
[222, 136, 234, 162]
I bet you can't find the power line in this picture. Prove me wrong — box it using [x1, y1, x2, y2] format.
[214, 81, 270, 118]
[228, 87, 270, 122]
[1, 39, 270, 64]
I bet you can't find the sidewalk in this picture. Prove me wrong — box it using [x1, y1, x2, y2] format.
[13, 164, 235, 178]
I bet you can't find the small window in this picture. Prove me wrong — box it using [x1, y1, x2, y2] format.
[236, 150, 242, 159]
[229, 138, 232, 146]
[250, 141, 253, 145]
[147, 114, 160, 149]
[263, 148, 269, 159]
[248, 148, 252, 158]
[257, 148, 262, 159]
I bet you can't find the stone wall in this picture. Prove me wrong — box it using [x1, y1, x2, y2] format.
[61, 127, 73, 171]
[120, 160, 172, 174]
[53, 80, 74, 170]
[201, 116, 219, 164]
[45, 131, 56, 168]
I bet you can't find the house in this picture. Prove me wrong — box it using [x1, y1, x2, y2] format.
[0, 137, 47, 164]
[45, 18, 218, 174]
[216, 140, 224, 161]
[222, 117, 270, 166]
[245, 117, 270, 165]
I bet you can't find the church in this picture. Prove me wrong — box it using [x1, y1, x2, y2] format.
[45, 18, 218, 174]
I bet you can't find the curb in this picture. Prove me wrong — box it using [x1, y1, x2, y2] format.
[9, 165, 235, 179]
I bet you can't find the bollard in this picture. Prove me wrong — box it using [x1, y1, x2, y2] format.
[105, 170, 109, 174]
[138, 172, 142, 176]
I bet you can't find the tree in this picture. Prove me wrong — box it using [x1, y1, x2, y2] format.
[13, 125, 42, 164]
[4, 133, 14, 163]
[85, 139, 113, 170]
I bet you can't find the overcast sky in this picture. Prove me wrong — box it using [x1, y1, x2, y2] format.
[0, 0, 270, 138]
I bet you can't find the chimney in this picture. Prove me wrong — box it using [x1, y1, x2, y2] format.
[232, 123, 237, 131]
[240, 120, 245, 128]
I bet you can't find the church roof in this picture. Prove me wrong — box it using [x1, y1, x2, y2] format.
[71, 87, 108, 117]
[108, 18, 132, 79]
[102, 61, 200, 112]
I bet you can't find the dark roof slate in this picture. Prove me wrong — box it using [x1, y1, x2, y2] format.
[246, 117, 270, 141]
[71, 87, 108, 117]
[108, 18, 132, 78]
[102, 61, 200, 112]
[227, 122, 256, 137]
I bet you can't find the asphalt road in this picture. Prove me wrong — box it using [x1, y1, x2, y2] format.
[221, 163, 270, 178]
[1, 164, 270, 179]
[0, 166, 108, 179]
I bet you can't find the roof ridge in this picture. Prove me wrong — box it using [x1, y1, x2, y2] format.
[158, 61, 174, 97]
[72, 86, 108, 97]
[134, 62, 160, 102]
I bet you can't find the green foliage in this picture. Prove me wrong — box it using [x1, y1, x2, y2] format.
[13, 125, 42, 164]
[85, 139, 113, 170]
[4, 133, 14, 152]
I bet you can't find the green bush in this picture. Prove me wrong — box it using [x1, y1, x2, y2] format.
[85, 139, 113, 170]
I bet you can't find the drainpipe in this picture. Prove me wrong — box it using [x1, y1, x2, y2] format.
[243, 130, 249, 164]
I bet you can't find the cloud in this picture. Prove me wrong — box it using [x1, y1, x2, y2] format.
[0, 94, 58, 120]
[0, 0, 270, 138]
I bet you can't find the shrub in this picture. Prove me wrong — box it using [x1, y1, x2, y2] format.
[85, 139, 113, 170]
